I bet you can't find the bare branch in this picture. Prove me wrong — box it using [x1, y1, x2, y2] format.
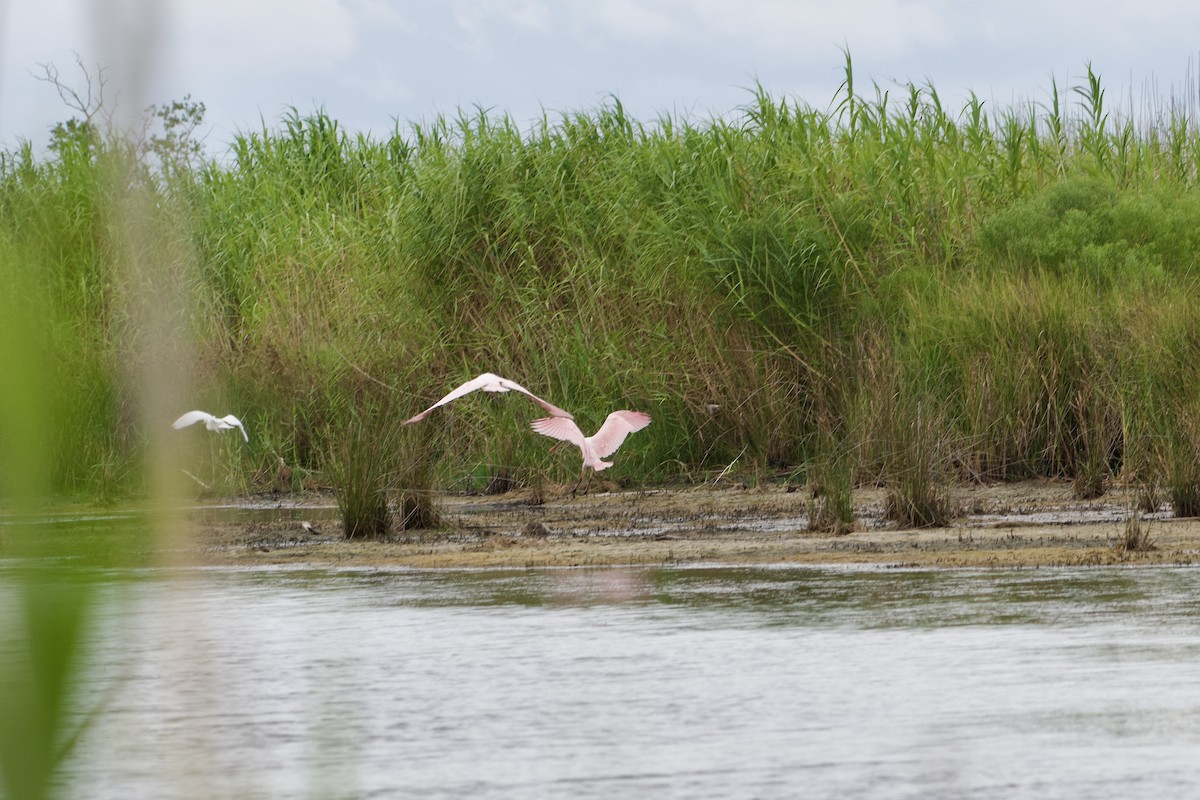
[31, 52, 109, 124]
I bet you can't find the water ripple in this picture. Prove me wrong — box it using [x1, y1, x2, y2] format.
[32, 564, 1200, 798]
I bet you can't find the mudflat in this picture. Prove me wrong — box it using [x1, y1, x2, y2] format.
[189, 480, 1200, 569]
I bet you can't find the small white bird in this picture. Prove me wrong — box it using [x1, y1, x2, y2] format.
[404, 372, 573, 425]
[172, 410, 249, 442]
[530, 410, 651, 496]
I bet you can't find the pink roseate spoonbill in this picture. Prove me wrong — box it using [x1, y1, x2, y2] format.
[403, 372, 573, 425]
[530, 410, 651, 496]
[172, 410, 249, 442]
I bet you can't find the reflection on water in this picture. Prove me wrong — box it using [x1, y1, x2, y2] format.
[8, 564, 1200, 798]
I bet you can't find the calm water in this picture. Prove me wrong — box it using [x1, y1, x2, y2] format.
[11, 564, 1200, 798]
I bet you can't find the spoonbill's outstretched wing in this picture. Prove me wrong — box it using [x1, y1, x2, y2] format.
[529, 416, 587, 449]
[589, 410, 652, 458]
[404, 372, 572, 424]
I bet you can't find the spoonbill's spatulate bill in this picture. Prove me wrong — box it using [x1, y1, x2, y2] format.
[404, 372, 573, 425]
[172, 410, 249, 442]
[530, 409, 651, 495]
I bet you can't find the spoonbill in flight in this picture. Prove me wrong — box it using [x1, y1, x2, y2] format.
[530, 409, 651, 496]
[404, 372, 573, 425]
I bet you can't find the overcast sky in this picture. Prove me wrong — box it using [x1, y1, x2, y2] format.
[2, 1, 1200, 156]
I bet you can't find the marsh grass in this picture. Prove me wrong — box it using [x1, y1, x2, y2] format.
[322, 372, 445, 538]
[393, 436, 440, 531]
[881, 398, 956, 529]
[1117, 510, 1155, 553]
[327, 444, 392, 539]
[1071, 387, 1115, 500]
[1134, 472, 1162, 515]
[324, 398, 403, 539]
[7, 57, 1200, 511]
[1142, 394, 1200, 518]
[805, 381, 859, 534]
[806, 455, 855, 535]
[395, 487, 439, 531]
[1163, 437, 1200, 518]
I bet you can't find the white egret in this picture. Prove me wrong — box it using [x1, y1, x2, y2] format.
[172, 410, 249, 442]
[530, 410, 651, 496]
[404, 372, 573, 425]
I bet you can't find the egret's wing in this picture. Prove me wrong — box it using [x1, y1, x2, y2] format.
[530, 416, 587, 450]
[590, 410, 651, 459]
[497, 377, 574, 419]
[403, 374, 494, 424]
[172, 410, 213, 430]
[221, 414, 250, 442]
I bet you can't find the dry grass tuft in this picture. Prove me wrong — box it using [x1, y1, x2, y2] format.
[1116, 511, 1155, 553]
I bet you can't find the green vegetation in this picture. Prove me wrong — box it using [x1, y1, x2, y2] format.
[324, 390, 438, 538]
[4, 58, 1200, 516]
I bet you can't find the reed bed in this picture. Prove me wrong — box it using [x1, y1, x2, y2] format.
[4, 60, 1200, 511]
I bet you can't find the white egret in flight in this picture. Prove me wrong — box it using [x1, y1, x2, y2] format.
[172, 410, 249, 442]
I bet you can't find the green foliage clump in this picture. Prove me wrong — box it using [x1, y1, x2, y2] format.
[978, 178, 1200, 288]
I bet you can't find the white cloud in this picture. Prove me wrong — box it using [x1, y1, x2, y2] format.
[504, 0, 553, 33]
[344, 64, 413, 106]
[172, 0, 360, 76]
[345, 0, 411, 32]
[449, 0, 552, 58]
[540, 0, 951, 57]
[585, 0, 678, 43]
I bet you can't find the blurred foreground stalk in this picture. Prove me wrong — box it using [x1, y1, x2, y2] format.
[0, 135, 198, 797]
[0, 235, 97, 800]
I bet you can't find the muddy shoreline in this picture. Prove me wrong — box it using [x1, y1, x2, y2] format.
[188, 480, 1200, 569]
